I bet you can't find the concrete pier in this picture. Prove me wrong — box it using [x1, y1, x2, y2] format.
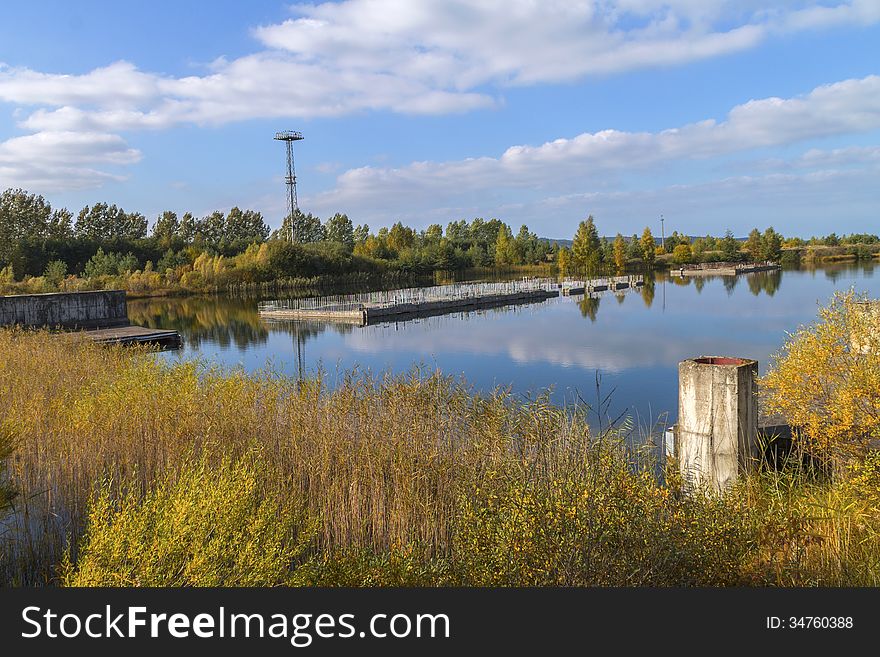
[260, 288, 558, 326]
[0, 290, 182, 348]
[677, 356, 759, 491]
[259, 276, 644, 325]
[259, 280, 563, 326]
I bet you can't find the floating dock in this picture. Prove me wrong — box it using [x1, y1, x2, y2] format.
[259, 276, 645, 326]
[79, 325, 183, 348]
[259, 281, 560, 326]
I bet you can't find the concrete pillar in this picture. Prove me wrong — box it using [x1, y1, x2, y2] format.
[678, 356, 758, 492]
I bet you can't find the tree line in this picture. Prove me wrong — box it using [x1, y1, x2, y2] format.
[2, 187, 878, 292]
[0, 188, 556, 291]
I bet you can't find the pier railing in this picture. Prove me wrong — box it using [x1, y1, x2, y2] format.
[258, 279, 555, 315]
[258, 275, 644, 316]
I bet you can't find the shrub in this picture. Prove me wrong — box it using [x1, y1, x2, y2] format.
[672, 243, 693, 265]
[43, 260, 67, 287]
[62, 456, 314, 586]
[761, 290, 880, 465]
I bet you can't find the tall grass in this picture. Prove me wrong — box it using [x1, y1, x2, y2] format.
[1, 329, 878, 586]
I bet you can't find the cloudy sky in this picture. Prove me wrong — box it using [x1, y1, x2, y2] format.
[1, 0, 878, 238]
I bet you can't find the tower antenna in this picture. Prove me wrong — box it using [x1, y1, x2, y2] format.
[660, 213, 665, 251]
[274, 130, 304, 242]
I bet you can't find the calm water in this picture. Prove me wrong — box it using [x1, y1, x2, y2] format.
[138, 262, 879, 427]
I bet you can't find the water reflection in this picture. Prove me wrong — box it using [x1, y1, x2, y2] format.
[577, 294, 601, 322]
[128, 296, 269, 350]
[138, 264, 874, 352]
[150, 262, 880, 424]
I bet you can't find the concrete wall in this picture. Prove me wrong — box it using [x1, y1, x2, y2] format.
[0, 290, 128, 329]
[678, 356, 759, 492]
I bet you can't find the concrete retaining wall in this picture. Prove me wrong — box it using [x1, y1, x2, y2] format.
[0, 290, 128, 329]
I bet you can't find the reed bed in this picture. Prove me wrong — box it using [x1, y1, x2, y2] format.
[1, 329, 878, 586]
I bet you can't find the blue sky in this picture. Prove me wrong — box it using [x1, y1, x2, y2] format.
[0, 1, 878, 239]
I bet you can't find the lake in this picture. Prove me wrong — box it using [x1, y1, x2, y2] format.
[136, 262, 880, 430]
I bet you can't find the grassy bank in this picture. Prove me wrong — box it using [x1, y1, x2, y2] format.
[0, 330, 878, 586]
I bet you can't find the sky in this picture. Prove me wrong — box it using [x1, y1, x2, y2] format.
[0, 1, 878, 239]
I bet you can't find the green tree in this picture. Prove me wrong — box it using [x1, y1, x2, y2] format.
[514, 225, 536, 265]
[178, 212, 198, 243]
[353, 223, 370, 244]
[325, 213, 355, 250]
[626, 234, 642, 260]
[48, 207, 73, 240]
[691, 237, 706, 261]
[283, 210, 326, 243]
[76, 203, 147, 240]
[762, 227, 783, 262]
[640, 227, 656, 268]
[424, 224, 443, 243]
[43, 260, 68, 287]
[198, 211, 227, 246]
[121, 212, 148, 240]
[152, 211, 180, 245]
[467, 242, 489, 267]
[601, 237, 613, 267]
[0, 188, 55, 264]
[226, 207, 269, 243]
[83, 249, 139, 277]
[666, 231, 683, 251]
[388, 222, 415, 253]
[445, 220, 468, 242]
[720, 230, 740, 261]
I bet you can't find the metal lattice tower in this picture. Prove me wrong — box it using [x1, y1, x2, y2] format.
[274, 130, 304, 242]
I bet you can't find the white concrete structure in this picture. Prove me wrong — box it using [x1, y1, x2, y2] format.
[678, 356, 759, 492]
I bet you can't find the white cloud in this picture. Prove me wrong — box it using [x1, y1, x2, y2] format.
[305, 75, 880, 221]
[0, 2, 876, 195]
[0, 1, 876, 133]
[255, 0, 878, 86]
[0, 131, 139, 190]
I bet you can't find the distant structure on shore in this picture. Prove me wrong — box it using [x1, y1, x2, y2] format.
[274, 130, 304, 242]
[674, 261, 780, 276]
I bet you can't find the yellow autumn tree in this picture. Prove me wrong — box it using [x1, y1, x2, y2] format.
[761, 290, 880, 465]
[557, 246, 571, 277]
[612, 233, 627, 274]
